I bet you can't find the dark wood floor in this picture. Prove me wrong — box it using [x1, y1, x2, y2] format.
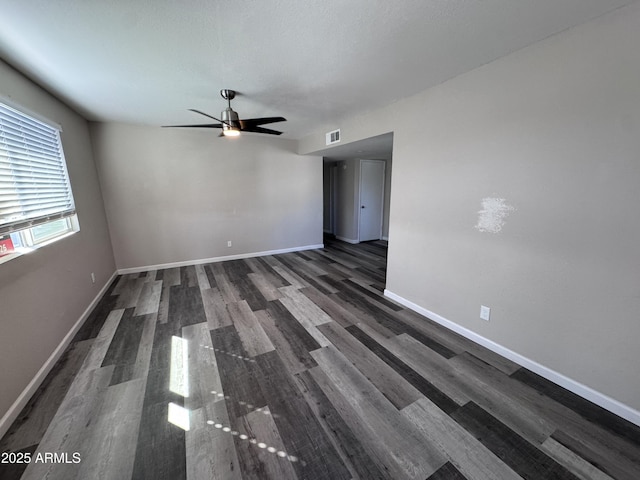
[2, 238, 640, 480]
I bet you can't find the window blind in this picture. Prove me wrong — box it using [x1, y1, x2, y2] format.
[0, 102, 75, 236]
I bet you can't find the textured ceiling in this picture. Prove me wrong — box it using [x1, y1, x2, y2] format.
[0, 0, 637, 140]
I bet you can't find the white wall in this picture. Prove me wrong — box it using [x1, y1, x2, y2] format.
[91, 123, 323, 270]
[300, 2, 640, 416]
[0, 61, 115, 424]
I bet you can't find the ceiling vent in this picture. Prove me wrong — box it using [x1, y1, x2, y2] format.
[326, 129, 341, 145]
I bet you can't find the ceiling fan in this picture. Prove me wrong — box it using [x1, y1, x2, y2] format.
[164, 89, 286, 137]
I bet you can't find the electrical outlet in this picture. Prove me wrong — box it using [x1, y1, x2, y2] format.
[91, 272, 96, 284]
[227, 241, 232, 247]
[480, 305, 491, 321]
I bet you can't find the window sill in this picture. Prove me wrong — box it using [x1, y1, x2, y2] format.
[0, 230, 77, 265]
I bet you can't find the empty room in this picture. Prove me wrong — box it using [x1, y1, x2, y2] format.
[1, 1, 639, 479]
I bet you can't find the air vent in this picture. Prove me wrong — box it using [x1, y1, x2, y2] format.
[326, 129, 341, 145]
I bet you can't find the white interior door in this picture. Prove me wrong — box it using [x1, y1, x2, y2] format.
[359, 160, 385, 242]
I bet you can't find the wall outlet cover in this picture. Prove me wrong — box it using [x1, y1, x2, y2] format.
[480, 305, 491, 321]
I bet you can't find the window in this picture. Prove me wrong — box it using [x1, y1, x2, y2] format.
[0, 101, 78, 261]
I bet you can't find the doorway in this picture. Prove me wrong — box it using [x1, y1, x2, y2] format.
[320, 132, 393, 244]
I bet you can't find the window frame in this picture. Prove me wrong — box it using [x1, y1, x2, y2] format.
[0, 99, 79, 263]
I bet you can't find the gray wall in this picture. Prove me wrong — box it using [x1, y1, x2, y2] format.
[335, 159, 359, 242]
[300, 3, 640, 412]
[90, 123, 323, 270]
[0, 61, 115, 420]
[382, 157, 392, 239]
[322, 162, 333, 232]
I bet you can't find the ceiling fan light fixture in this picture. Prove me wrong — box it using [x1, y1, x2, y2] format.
[222, 126, 240, 137]
[221, 105, 240, 136]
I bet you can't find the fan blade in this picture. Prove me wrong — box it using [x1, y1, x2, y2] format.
[240, 116, 286, 127]
[189, 109, 228, 124]
[242, 125, 283, 135]
[162, 123, 223, 128]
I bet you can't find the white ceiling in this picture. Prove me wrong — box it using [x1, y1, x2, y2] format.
[1, 0, 637, 140]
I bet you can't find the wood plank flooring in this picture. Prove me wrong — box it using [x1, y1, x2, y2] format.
[2, 237, 640, 479]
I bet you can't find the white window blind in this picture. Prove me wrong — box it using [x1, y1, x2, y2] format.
[0, 102, 75, 236]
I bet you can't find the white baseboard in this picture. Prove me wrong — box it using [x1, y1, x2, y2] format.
[0, 271, 119, 439]
[381, 236, 389, 241]
[117, 243, 325, 275]
[384, 289, 640, 427]
[335, 236, 359, 244]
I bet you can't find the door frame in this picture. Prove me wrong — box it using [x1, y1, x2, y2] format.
[358, 159, 385, 242]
